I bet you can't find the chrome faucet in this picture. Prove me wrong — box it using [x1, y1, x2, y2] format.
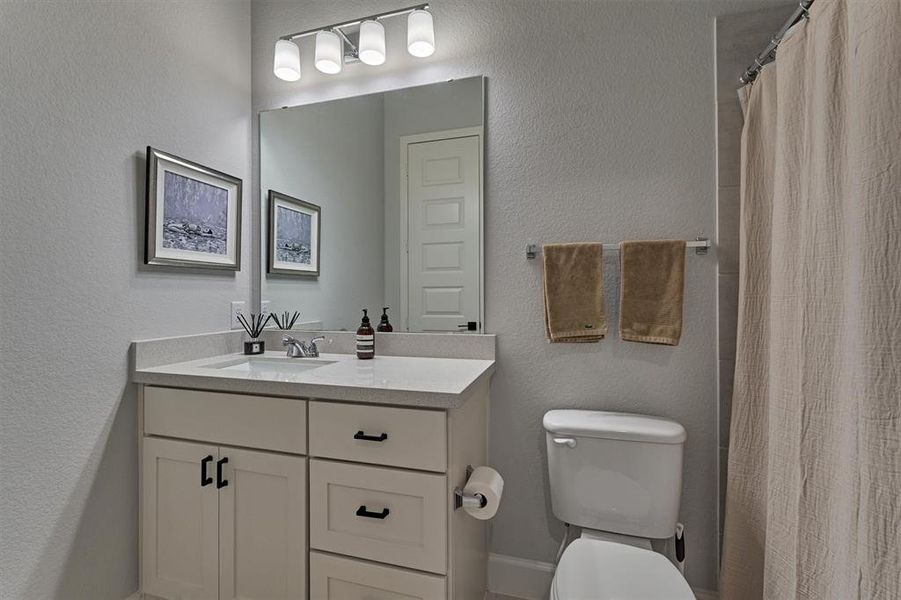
[282, 335, 326, 358]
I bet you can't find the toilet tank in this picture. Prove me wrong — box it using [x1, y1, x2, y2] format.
[543, 410, 686, 539]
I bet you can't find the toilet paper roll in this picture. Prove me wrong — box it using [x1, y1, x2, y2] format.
[463, 466, 504, 520]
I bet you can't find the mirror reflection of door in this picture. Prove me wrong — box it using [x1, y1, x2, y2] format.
[402, 129, 482, 332]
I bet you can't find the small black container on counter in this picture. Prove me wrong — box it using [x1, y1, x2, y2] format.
[238, 312, 271, 355]
[244, 340, 265, 355]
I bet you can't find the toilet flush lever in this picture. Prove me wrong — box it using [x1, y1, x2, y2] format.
[552, 437, 577, 448]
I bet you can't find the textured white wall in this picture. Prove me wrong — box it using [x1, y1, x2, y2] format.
[261, 95, 386, 328]
[0, 2, 251, 598]
[252, 0, 784, 590]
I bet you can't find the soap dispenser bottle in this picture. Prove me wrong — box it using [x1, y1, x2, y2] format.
[377, 307, 393, 332]
[356, 309, 375, 359]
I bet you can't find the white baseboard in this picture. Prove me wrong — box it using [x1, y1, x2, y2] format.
[488, 553, 555, 600]
[487, 552, 718, 600]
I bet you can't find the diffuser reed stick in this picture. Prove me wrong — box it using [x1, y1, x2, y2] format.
[271, 311, 300, 330]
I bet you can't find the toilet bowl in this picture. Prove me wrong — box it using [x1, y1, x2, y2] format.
[550, 537, 694, 600]
[543, 410, 694, 599]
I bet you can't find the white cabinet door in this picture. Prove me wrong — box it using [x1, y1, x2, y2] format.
[142, 437, 220, 600]
[219, 448, 307, 600]
[406, 134, 481, 332]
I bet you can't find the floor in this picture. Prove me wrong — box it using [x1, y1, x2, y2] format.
[486, 594, 527, 600]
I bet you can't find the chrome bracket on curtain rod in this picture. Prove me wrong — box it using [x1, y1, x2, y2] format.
[739, 0, 815, 85]
[525, 237, 711, 260]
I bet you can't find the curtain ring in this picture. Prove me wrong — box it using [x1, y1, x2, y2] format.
[799, 1, 810, 20]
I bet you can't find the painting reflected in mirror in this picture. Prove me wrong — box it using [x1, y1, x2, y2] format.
[268, 191, 320, 276]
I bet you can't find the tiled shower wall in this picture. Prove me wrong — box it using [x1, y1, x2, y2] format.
[715, 4, 796, 547]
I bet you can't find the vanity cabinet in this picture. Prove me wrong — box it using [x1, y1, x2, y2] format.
[141, 388, 308, 600]
[141, 437, 220, 600]
[139, 379, 490, 600]
[142, 438, 307, 600]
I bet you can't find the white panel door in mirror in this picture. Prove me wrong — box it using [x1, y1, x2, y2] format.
[407, 134, 480, 332]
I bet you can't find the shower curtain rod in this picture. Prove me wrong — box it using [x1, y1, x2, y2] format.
[739, 0, 815, 84]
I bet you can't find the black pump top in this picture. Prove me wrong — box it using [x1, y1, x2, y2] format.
[361, 309, 370, 325]
[380, 307, 390, 323]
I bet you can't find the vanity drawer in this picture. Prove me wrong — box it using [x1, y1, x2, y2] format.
[309, 459, 447, 574]
[310, 552, 446, 600]
[144, 387, 306, 454]
[309, 401, 447, 472]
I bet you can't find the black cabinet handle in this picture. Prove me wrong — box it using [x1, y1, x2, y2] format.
[216, 457, 229, 489]
[356, 505, 390, 520]
[200, 455, 214, 487]
[354, 431, 388, 442]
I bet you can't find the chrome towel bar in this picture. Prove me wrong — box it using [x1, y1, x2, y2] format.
[525, 237, 711, 260]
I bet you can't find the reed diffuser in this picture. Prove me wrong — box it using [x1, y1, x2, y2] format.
[270, 310, 300, 330]
[238, 313, 271, 355]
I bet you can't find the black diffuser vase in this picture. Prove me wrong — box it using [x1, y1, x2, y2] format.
[237, 313, 271, 355]
[244, 339, 265, 355]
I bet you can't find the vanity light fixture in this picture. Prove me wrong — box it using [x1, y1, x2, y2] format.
[358, 20, 386, 66]
[314, 30, 343, 74]
[407, 9, 435, 57]
[273, 39, 301, 81]
[273, 3, 434, 82]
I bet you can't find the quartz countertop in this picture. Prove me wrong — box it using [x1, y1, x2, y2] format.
[133, 351, 495, 408]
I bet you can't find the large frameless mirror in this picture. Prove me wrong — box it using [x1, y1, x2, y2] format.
[258, 76, 485, 333]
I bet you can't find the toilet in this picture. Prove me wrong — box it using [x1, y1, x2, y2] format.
[543, 410, 695, 599]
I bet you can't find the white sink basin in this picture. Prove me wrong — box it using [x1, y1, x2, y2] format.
[202, 356, 334, 378]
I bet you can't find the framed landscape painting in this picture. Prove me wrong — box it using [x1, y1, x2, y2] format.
[145, 146, 242, 270]
[268, 190, 320, 276]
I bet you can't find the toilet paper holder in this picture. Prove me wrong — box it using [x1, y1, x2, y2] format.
[454, 465, 488, 510]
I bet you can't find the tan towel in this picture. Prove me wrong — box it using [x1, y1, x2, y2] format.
[542, 243, 607, 343]
[619, 240, 686, 345]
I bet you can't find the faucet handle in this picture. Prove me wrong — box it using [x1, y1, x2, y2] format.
[306, 336, 327, 357]
[282, 335, 299, 346]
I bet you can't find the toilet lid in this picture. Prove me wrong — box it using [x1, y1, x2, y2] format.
[552, 538, 695, 600]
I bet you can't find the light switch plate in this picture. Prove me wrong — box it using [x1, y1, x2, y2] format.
[230, 301, 246, 330]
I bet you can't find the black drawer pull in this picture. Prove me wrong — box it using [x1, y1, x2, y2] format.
[216, 457, 229, 489]
[356, 505, 390, 520]
[354, 431, 388, 442]
[201, 455, 214, 487]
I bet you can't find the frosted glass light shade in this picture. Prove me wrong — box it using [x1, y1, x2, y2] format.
[273, 39, 301, 81]
[358, 20, 386, 66]
[407, 9, 435, 57]
[315, 30, 343, 74]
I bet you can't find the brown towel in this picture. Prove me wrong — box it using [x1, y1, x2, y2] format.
[543, 243, 607, 343]
[619, 240, 686, 345]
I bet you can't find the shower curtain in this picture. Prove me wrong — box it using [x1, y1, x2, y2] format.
[719, 1, 901, 598]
